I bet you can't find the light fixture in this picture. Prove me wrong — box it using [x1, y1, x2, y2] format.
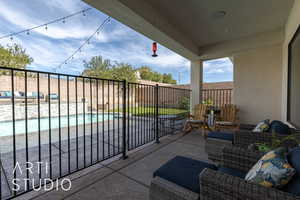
[212, 11, 227, 19]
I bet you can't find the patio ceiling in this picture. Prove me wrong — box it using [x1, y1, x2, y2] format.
[84, 0, 294, 60]
[146, 0, 294, 47]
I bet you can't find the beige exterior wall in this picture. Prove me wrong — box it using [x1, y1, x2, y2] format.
[282, 1, 300, 123]
[233, 44, 283, 124]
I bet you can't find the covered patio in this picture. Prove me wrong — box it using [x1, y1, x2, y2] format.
[17, 131, 207, 200]
[1, 0, 300, 199]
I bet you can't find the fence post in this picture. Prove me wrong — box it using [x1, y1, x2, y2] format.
[122, 80, 128, 159]
[155, 84, 160, 144]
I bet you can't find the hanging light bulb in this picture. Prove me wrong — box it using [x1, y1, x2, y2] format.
[45, 25, 48, 30]
[10, 36, 13, 40]
[62, 18, 66, 23]
[82, 11, 86, 16]
[26, 30, 30, 35]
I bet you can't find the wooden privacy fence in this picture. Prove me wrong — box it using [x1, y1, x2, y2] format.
[202, 89, 233, 107]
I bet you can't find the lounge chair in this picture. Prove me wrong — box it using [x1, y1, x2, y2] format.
[150, 146, 300, 200]
[205, 120, 296, 163]
[183, 104, 209, 135]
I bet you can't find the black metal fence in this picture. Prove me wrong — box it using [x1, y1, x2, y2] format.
[0, 67, 190, 199]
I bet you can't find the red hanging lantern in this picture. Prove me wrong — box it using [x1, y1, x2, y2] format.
[152, 42, 158, 57]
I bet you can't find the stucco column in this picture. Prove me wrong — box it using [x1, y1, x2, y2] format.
[190, 60, 203, 113]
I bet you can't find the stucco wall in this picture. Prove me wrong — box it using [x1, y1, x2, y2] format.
[282, 1, 300, 123]
[233, 44, 283, 124]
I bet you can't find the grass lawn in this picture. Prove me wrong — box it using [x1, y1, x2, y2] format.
[111, 107, 188, 116]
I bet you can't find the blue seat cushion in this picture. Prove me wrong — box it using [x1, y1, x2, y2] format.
[153, 156, 217, 193]
[283, 147, 300, 196]
[218, 167, 247, 179]
[269, 120, 291, 135]
[207, 132, 234, 141]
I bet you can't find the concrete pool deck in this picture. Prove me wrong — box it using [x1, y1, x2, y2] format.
[0, 117, 184, 199]
[13, 130, 208, 200]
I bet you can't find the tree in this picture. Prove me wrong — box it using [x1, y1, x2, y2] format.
[82, 56, 111, 78]
[0, 43, 33, 69]
[110, 63, 137, 82]
[137, 66, 176, 84]
[162, 73, 177, 84]
[82, 56, 137, 82]
[138, 66, 153, 80]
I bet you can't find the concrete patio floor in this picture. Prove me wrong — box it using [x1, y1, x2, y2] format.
[16, 130, 208, 200]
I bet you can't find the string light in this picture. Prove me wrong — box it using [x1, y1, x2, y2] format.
[0, 7, 92, 40]
[55, 16, 111, 72]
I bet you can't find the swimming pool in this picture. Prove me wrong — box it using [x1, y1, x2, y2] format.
[0, 113, 116, 137]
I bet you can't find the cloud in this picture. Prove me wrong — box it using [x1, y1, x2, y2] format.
[204, 58, 233, 74]
[0, 0, 191, 81]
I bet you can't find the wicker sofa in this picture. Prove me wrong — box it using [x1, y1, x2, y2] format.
[150, 147, 300, 200]
[205, 121, 296, 162]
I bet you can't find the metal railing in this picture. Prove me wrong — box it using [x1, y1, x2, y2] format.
[0, 67, 190, 199]
[202, 88, 233, 107]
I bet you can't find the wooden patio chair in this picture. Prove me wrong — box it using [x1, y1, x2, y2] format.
[214, 104, 239, 131]
[183, 104, 210, 135]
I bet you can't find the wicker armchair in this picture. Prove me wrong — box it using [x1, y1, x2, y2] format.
[150, 177, 199, 200]
[206, 125, 298, 163]
[199, 168, 300, 200]
[199, 145, 300, 200]
[150, 146, 300, 200]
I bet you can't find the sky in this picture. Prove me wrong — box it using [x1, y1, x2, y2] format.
[0, 0, 233, 84]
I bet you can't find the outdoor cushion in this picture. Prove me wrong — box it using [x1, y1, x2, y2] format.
[252, 119, 270, 132]
[287, 147, 300, 175]
[283, 147, 300, 195]
[153, 156, 217, 193]
[269, 120, 290, 135]
[245, 147, 295, 188]
[207, 132, 233, 141]
[218, 167, 246, 179]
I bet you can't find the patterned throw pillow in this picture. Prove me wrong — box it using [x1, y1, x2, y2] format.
[245, 147, 295, 188]
[253, 119, 270, 132]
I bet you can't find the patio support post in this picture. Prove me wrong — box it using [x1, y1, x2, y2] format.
[190, 60, 203, 114]
[155, 84, 160, 144]
[122, 80, 128, 159]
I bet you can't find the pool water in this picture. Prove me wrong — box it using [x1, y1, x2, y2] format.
[0, 113, 116, 137]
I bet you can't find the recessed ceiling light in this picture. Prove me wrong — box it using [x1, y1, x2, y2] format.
[212, 11, 227, 19]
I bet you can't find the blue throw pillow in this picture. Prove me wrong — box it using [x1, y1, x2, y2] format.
[283, 147, 300, 195]
[269, 120, 290, 135]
